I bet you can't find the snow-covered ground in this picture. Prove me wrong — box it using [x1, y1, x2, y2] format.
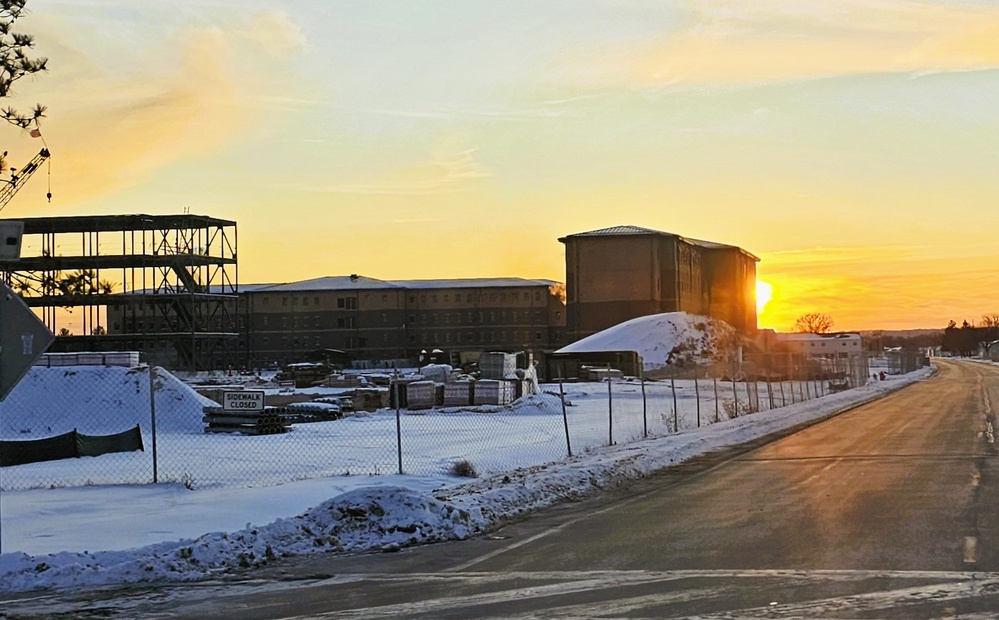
[0, 363, 933, 593]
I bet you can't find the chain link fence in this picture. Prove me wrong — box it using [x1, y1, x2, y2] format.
[0, 352, 872, 493]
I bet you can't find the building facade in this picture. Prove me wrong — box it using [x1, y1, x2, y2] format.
[559, 225, 758, 342]
[239, 276, 566, 368]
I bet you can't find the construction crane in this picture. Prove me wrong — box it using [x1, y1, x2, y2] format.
[0, 147, 51, 213]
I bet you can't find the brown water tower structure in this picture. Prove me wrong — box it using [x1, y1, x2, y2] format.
[559, 225, 758, 343]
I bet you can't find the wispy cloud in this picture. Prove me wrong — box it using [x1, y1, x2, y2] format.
[265, 138, 492, 196]
[560, 0, 999, 87]
[1, 9, 306, 212]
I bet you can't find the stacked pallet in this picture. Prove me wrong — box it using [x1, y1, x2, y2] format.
[473, 380, 517, 406]
[443, 382, 473, 406]
[203, 406, 291, 435]
[479, 352, 517, 380]
[406, 381, 441, 410]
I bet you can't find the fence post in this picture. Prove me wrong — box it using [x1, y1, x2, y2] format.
[788, 353, 796, 404]
[559, 364, 572, 457]
[641, 375, 648, 438]
[607, 376, 613, 446]
[394, 369, 402, 475]
[713, 376, 720, 423]
[670, 372, 679, 432]
[731, 364, 739, 417]
[694, 374, 701, 428]
[148, 365, 159, 483]
[0, 441, 4, 553]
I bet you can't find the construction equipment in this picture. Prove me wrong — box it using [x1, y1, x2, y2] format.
[0, 148, 50, 213]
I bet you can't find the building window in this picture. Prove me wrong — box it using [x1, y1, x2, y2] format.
[382, 313, 388, 323]
[536, 332, 542, 340]
[303, 297, 309, 306]
[282, 297, 288, 306]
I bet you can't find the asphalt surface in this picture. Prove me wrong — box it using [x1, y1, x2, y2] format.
[6, 359, 999, 618]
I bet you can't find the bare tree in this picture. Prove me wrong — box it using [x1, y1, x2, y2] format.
[978, 314, 999, 356]
[794, 312, 834, 334]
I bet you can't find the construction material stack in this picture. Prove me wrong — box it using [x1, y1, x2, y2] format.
[479, 352, 517, 380]
[406, 381, 440, 410]
[204, 389, 289, 435]
[473, 379, 517, 405]
[443, 381, 473, 406]
[202, 406, 290, 435]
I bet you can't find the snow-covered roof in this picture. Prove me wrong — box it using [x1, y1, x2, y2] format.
[250, 276, 403, 292]
[392, 278, 558, 290]
[240, 276, 558, 293]
[559, 225, 759, 262]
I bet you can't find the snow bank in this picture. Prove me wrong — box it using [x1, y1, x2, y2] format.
[0, 366, 933, 592]
[555, 312, 733, 370]
[0, 366, 216, 437]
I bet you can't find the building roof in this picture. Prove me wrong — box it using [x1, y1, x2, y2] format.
[392, 277, 558, 290]
[17, 213, 236, 234]
[558, 224, 759, 262]
[250, 276, 403, 293]
[240, 276, 559, 294]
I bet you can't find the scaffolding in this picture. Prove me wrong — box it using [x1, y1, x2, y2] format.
[0, 214, 238, 371]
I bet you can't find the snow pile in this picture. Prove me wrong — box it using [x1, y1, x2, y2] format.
[0, 366, 214, 437]
[0, 366, 933, 592]
[0, 487, 480, 591]
[436, 392, 566, 415]
[556, 312, 734, 370]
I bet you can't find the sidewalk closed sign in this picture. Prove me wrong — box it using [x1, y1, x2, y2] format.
[222, 390, 265, 412]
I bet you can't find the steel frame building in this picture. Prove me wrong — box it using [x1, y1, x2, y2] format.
[0, 214, 238, 370]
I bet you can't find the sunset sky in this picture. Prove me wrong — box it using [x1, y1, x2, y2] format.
[3, 0, 999, 332]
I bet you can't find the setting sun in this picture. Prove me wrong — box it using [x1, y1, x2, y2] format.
[756, 280, 774, 315]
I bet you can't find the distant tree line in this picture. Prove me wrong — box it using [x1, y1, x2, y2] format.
[941, 314, 999, 357]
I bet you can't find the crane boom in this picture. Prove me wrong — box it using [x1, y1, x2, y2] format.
[0, 148, 50, 213]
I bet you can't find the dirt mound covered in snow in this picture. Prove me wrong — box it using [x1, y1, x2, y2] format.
[0, 366, 215, 438]
[556, 312, 734, 371]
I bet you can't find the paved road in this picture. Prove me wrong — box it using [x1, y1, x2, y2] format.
[6, 359, 999, 618]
